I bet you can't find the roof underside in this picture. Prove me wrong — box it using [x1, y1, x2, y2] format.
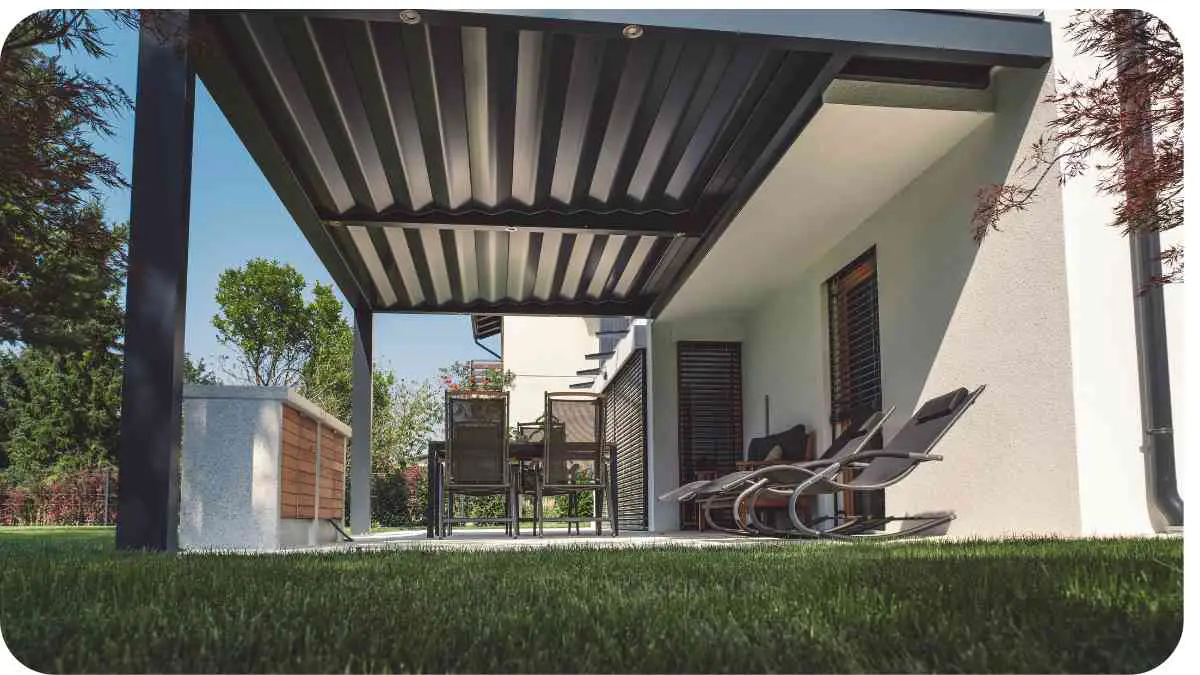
[192, 9, 1050, 317]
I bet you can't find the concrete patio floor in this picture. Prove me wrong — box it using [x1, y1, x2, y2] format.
[333, 527, 787, 552]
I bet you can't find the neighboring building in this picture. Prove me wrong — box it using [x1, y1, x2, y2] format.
[498, 315, 597, 426]
[474, 10, 1185, 538]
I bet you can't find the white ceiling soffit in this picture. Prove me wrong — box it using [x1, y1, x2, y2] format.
[660, 102, 990, 320]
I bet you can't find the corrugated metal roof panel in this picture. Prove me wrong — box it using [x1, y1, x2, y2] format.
[192, 9, 1042, 315]
[327, 224, 675, 310]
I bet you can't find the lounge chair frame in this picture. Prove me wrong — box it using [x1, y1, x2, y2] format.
[727, 385, 986, 541]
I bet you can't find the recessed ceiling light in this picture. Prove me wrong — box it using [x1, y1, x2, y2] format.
[399, 10, 421, 25]
[622, 24, 644, 39]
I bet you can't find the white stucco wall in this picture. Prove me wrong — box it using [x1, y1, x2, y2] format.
[646, 313, 747, 532]
[502, 316, 598, 427]
[744, 65, 1081, 537]
[1053, 10, 1185, 534]
[650, 63, 1086, 537]
[181, 395, 283, 550]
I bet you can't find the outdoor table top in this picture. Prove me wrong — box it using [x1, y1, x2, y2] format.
[428, 440, 616, 461]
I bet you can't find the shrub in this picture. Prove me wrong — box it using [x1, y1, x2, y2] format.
[0, 469, 116, 526]
[371, 470, 411, 528]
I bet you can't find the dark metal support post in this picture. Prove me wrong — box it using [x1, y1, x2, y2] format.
[1117, 10, 1182, 527]
[350, 305, 374, 534]
[116, 11, 195, 552]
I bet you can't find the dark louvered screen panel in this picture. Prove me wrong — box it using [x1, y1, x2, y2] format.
[827, 249, 882, 426]
[601, 349, 648, 531]
[677, 341, 742, 529]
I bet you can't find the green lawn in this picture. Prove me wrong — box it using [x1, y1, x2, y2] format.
[0, 527, 1183, 673]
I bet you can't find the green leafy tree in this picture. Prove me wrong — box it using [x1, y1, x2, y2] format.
[212, 259, 442, 479]
[0, 11, 137, 350]
[183, 353, 220, 385]
[297, 283, 353, 419]
[373, 377, 443, 472]
[212, 258, 315, 386]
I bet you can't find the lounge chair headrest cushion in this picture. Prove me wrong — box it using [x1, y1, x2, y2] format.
[914, 388, 969, 423]
[747, 422, 807, 461]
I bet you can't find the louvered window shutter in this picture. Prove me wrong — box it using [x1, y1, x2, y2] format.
[826, 248, 885, 522]
[677, 341, 743, 529]
[827, 248, 882, 429]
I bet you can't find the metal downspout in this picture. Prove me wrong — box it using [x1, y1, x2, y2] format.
[475, 337, 502, 362]
[1118, 9, 1182, 528]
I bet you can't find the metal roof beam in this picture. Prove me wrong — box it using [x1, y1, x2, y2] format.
[284, 9, 1051, 68]
[382, 299, 649, 317]
[325, 212, 704, 237]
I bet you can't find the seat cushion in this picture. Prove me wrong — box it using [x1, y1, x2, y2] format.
[914, 388, 969, 422]
[747, 423, 807, 461]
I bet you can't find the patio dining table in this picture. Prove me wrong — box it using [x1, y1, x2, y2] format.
[425, 440, 618, 538]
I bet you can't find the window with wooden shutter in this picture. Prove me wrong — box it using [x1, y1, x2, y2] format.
[827, 248, 882, 428]
[677, 341, 743, 529]
[826, 248, 884, 522]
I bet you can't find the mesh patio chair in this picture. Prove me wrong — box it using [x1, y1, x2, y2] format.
[439, 391, 516, 537]
[724, 385, 986, 541]
[534, 392, 616, 536]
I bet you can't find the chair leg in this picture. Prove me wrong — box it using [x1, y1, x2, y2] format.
[535, 481, 543, 537]
[595, 488, 603, 536]
[436, 484, 443, 539]
[510, 483, 518, 538]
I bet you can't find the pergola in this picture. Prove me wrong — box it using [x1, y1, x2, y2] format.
[116, 9, 1051, 550]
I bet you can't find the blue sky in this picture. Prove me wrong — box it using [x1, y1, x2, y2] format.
[58, 15, 496, 384]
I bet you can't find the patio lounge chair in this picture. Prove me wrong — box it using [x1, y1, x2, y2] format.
[656, 406, 892, 504]
[439, 391, 517, 537]
[726, 385, 986, 541]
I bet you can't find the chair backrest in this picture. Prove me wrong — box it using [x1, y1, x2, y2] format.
[851, 386, 985, 487]
[818, 407, 889, 462]
[543, 392, 603, 486]
[446, 391, 508, 485]
[747, 423, 808, 462]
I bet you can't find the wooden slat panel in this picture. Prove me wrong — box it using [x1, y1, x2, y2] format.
[280, 409, 318, 519]
[317, 426, 346, 520]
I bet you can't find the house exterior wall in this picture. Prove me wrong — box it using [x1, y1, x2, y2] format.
[749, 64, 1082, 537]
[646, 313, 747, 532]
[502, 316, 597, 427]
[649, 64, 1086, 537]
[1052, 10, 1186, 534]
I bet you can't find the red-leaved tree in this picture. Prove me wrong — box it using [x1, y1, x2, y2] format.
[973, 10, 1182, 283]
